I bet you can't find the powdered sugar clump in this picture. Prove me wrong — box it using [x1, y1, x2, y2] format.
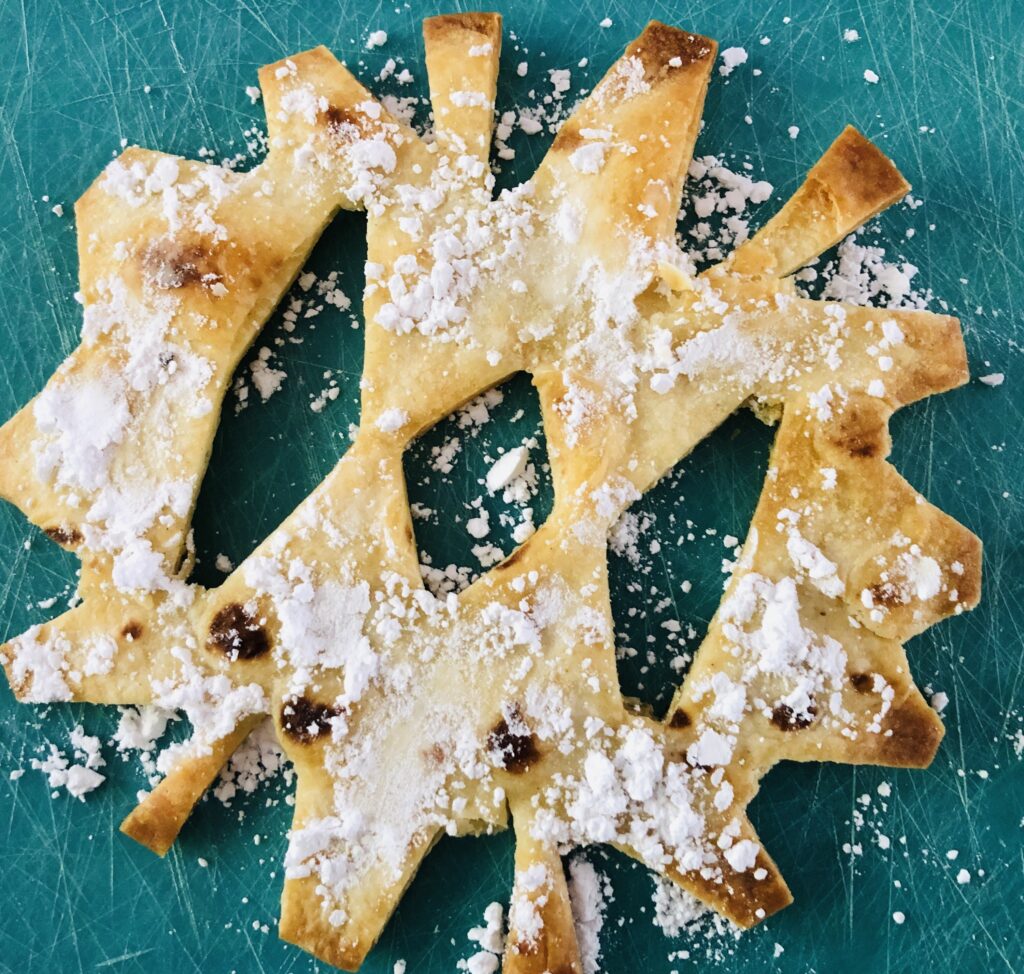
[376, 408, 410, 433]
[683, 156, 773, 265]
[458, 902, 504, 974]
[31, 725, 106, 800]
[813, 236, 931, 309]
[652, 876, 744, 963]
[568, 857, 611, 974]
[486, 446, 529, 493]
[214, 718, 288, 804]
[719, 47, 748, 76]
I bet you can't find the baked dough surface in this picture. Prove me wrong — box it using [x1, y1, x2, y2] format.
[0, 13, 981, 972]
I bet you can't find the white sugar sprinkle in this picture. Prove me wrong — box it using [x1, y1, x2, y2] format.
[719, 47, 748, 76]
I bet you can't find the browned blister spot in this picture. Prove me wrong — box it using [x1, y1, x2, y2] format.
[551, 124, 583, 153]
[827, 402, 889, 459]
[280, 695, 342, 744]
[44, 525, 82, 546]
[684, 755, 713, 773]
[850, 672, 874, 693]
[143, 240, 212, 290]
[323, 104, 359, 130]
[322, 103, 383, 151]
[868, 581, 903, 608]
[668, 707, 691, 728]
[840, 428, 884, 459]
[488, 709, 539, 773]
[207, 603, 270, 660]
[771, 703, 817, 731]
[425, 742, 446, 765]
[121, 621, 143, 641]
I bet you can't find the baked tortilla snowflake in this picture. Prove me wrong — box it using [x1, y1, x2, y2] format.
[0, 14, 981, 972]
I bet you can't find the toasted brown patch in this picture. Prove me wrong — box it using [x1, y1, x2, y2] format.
[828, 126, 910, 209]
[668, 707, 691, 728]
[551, 124, 583, 153]
[827, 403, 888, 459]
[423, 12, 501, 41]
[121, 621, 143, 641]
[874, 701, 943, 768]
[771, 703, 816, 731]
[323, 104, 359, 130]
[850, 672, 874, 693]
[867, 581, 903, 608]
[671, 850, 792, 929]
[44, 525, 82, 546]
[207, 603, 270, 660]
[488, 708, 539, 773]
[628, 21, 715, 76]
[143, 240, 211, 290]
[425, 741, 446, 765]
[720, 851, 794, 924]
[280, 695, 343, 744]
[949, 532, 983, 610]
[683, 752, 713, 773]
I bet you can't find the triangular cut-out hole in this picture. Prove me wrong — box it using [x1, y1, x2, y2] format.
[0, 522, 81, 642]
[404, 372, 553, 597]
[381, 828, 515, 963]
[610, 408, 774, 719]
[188, 210, 368, 589]
[745, 757, 858, 908]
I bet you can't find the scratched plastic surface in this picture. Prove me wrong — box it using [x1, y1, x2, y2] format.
[0, 1, 1021, 972]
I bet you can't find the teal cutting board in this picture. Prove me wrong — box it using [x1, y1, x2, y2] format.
[0, 1, 1021, 972]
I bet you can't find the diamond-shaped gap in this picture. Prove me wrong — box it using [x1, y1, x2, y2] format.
[188, 209, 369, 589]
[404, 372, 553, 597]
[610, 407, 774, 718]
